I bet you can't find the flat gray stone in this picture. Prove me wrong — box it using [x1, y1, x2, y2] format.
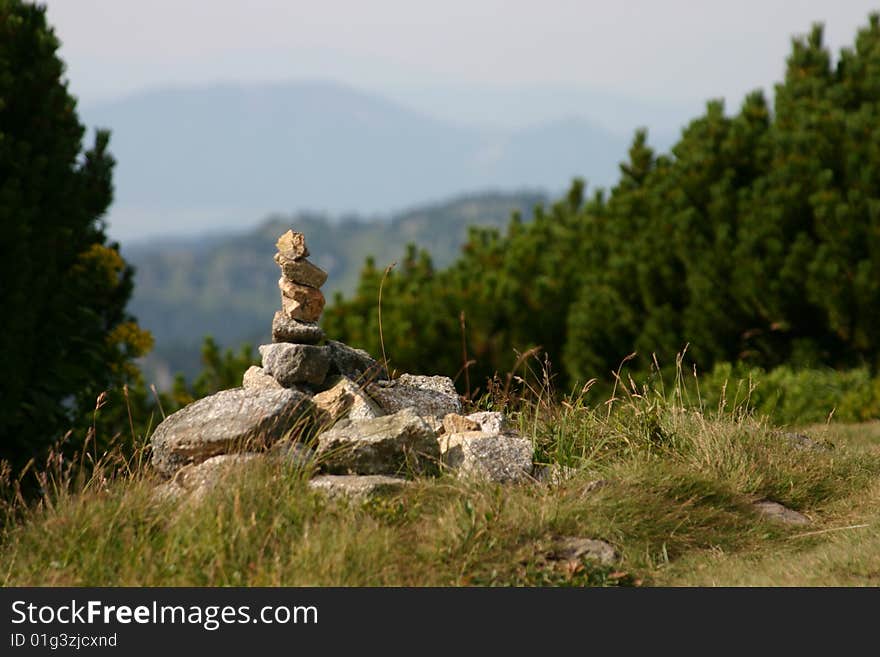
[439, 431, 533, 483]
[260, 342, 331, 387]
[466, 411, 509, 434]
[271, 311, 325, 345]
[315, 407, 440, 476]
[368, 374, 462, 417]
[308, 474, 410, 501]
[777, 431, 834, 452]
[150, 387, 313, 477]
[753, 500, 811, 525]
[549, 537, 618, 566]
[325, 340, 388, 383]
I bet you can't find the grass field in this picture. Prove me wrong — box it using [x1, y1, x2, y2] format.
[2, 378, 879, 587]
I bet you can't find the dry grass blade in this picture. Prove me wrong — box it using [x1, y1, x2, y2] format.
[378, 261, 397, 379]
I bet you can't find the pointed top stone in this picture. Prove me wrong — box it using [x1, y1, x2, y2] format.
[276, 230, 309, 260]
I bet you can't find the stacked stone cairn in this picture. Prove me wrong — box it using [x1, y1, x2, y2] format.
[151, 230, 536, 502]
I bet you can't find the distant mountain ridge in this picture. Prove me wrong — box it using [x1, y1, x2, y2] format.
[81, 80, 630, 241]
[126, 190, 546, 386]
[92, 80, 659, 383]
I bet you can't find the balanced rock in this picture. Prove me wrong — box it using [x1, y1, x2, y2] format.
[260, 343, 330, 387]
[271, 311, 325, 345]
[276, 229, 309, 260]
[308, 474, 411, 501]
[438, 431, 533, 483]
[368, 374, 461, 417]
[280, 280, 325, 323]
[151, 387, 313, 477]
[315, 407, 440, 476]
[242, 365, 283, 390]
[275, 254, 328, 289]
[312, 376, 384, 424]
[326, 340, 387, 382]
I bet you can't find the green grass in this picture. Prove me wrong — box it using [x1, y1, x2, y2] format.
[2, 375, 880, 586]
[691, 363, 880, 426]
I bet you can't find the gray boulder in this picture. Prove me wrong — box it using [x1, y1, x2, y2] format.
[466, 411, 509, 434]
[315, 407, 440, 476]
[308, 474, 410, 501]
[325, 340, 388, 383]
[260, 343, 330, 387]
[271, 311, 325, 345]
[368, 374, 462, 417]
[156, 453, 261, 502]
[439, 431, 533, 483]
[150, 387, 313, 477]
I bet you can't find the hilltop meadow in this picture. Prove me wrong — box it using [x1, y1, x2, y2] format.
[3, 3, 880, 586]
[3, 361, 880, 587]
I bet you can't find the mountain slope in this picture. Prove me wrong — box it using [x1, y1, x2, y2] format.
[81, 81, 627, 241]
[85, 81, 478, 211]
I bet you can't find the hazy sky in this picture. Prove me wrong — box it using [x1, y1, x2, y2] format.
[37, 1, 880, 241]
[44, 0, 879, 113]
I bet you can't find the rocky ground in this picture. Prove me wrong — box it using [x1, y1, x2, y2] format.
[150, 230, 539, 505]
[3, 231, 879, 586]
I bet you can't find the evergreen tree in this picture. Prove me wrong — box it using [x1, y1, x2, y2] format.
[327, 13, 880, 393]
[0, 1, 152, 465]
[803, 17, 880, 365]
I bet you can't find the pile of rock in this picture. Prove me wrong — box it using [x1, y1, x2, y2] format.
[150, 230, 535, 502]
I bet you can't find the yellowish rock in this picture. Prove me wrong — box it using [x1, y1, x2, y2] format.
[276, 230, 309, 260]
[441, 413, 481, 434]
[280, 280, 326, 322]
[275, 253, 328, 288]
[242, 365, 282, 390]
[312, 376, 383, 423]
